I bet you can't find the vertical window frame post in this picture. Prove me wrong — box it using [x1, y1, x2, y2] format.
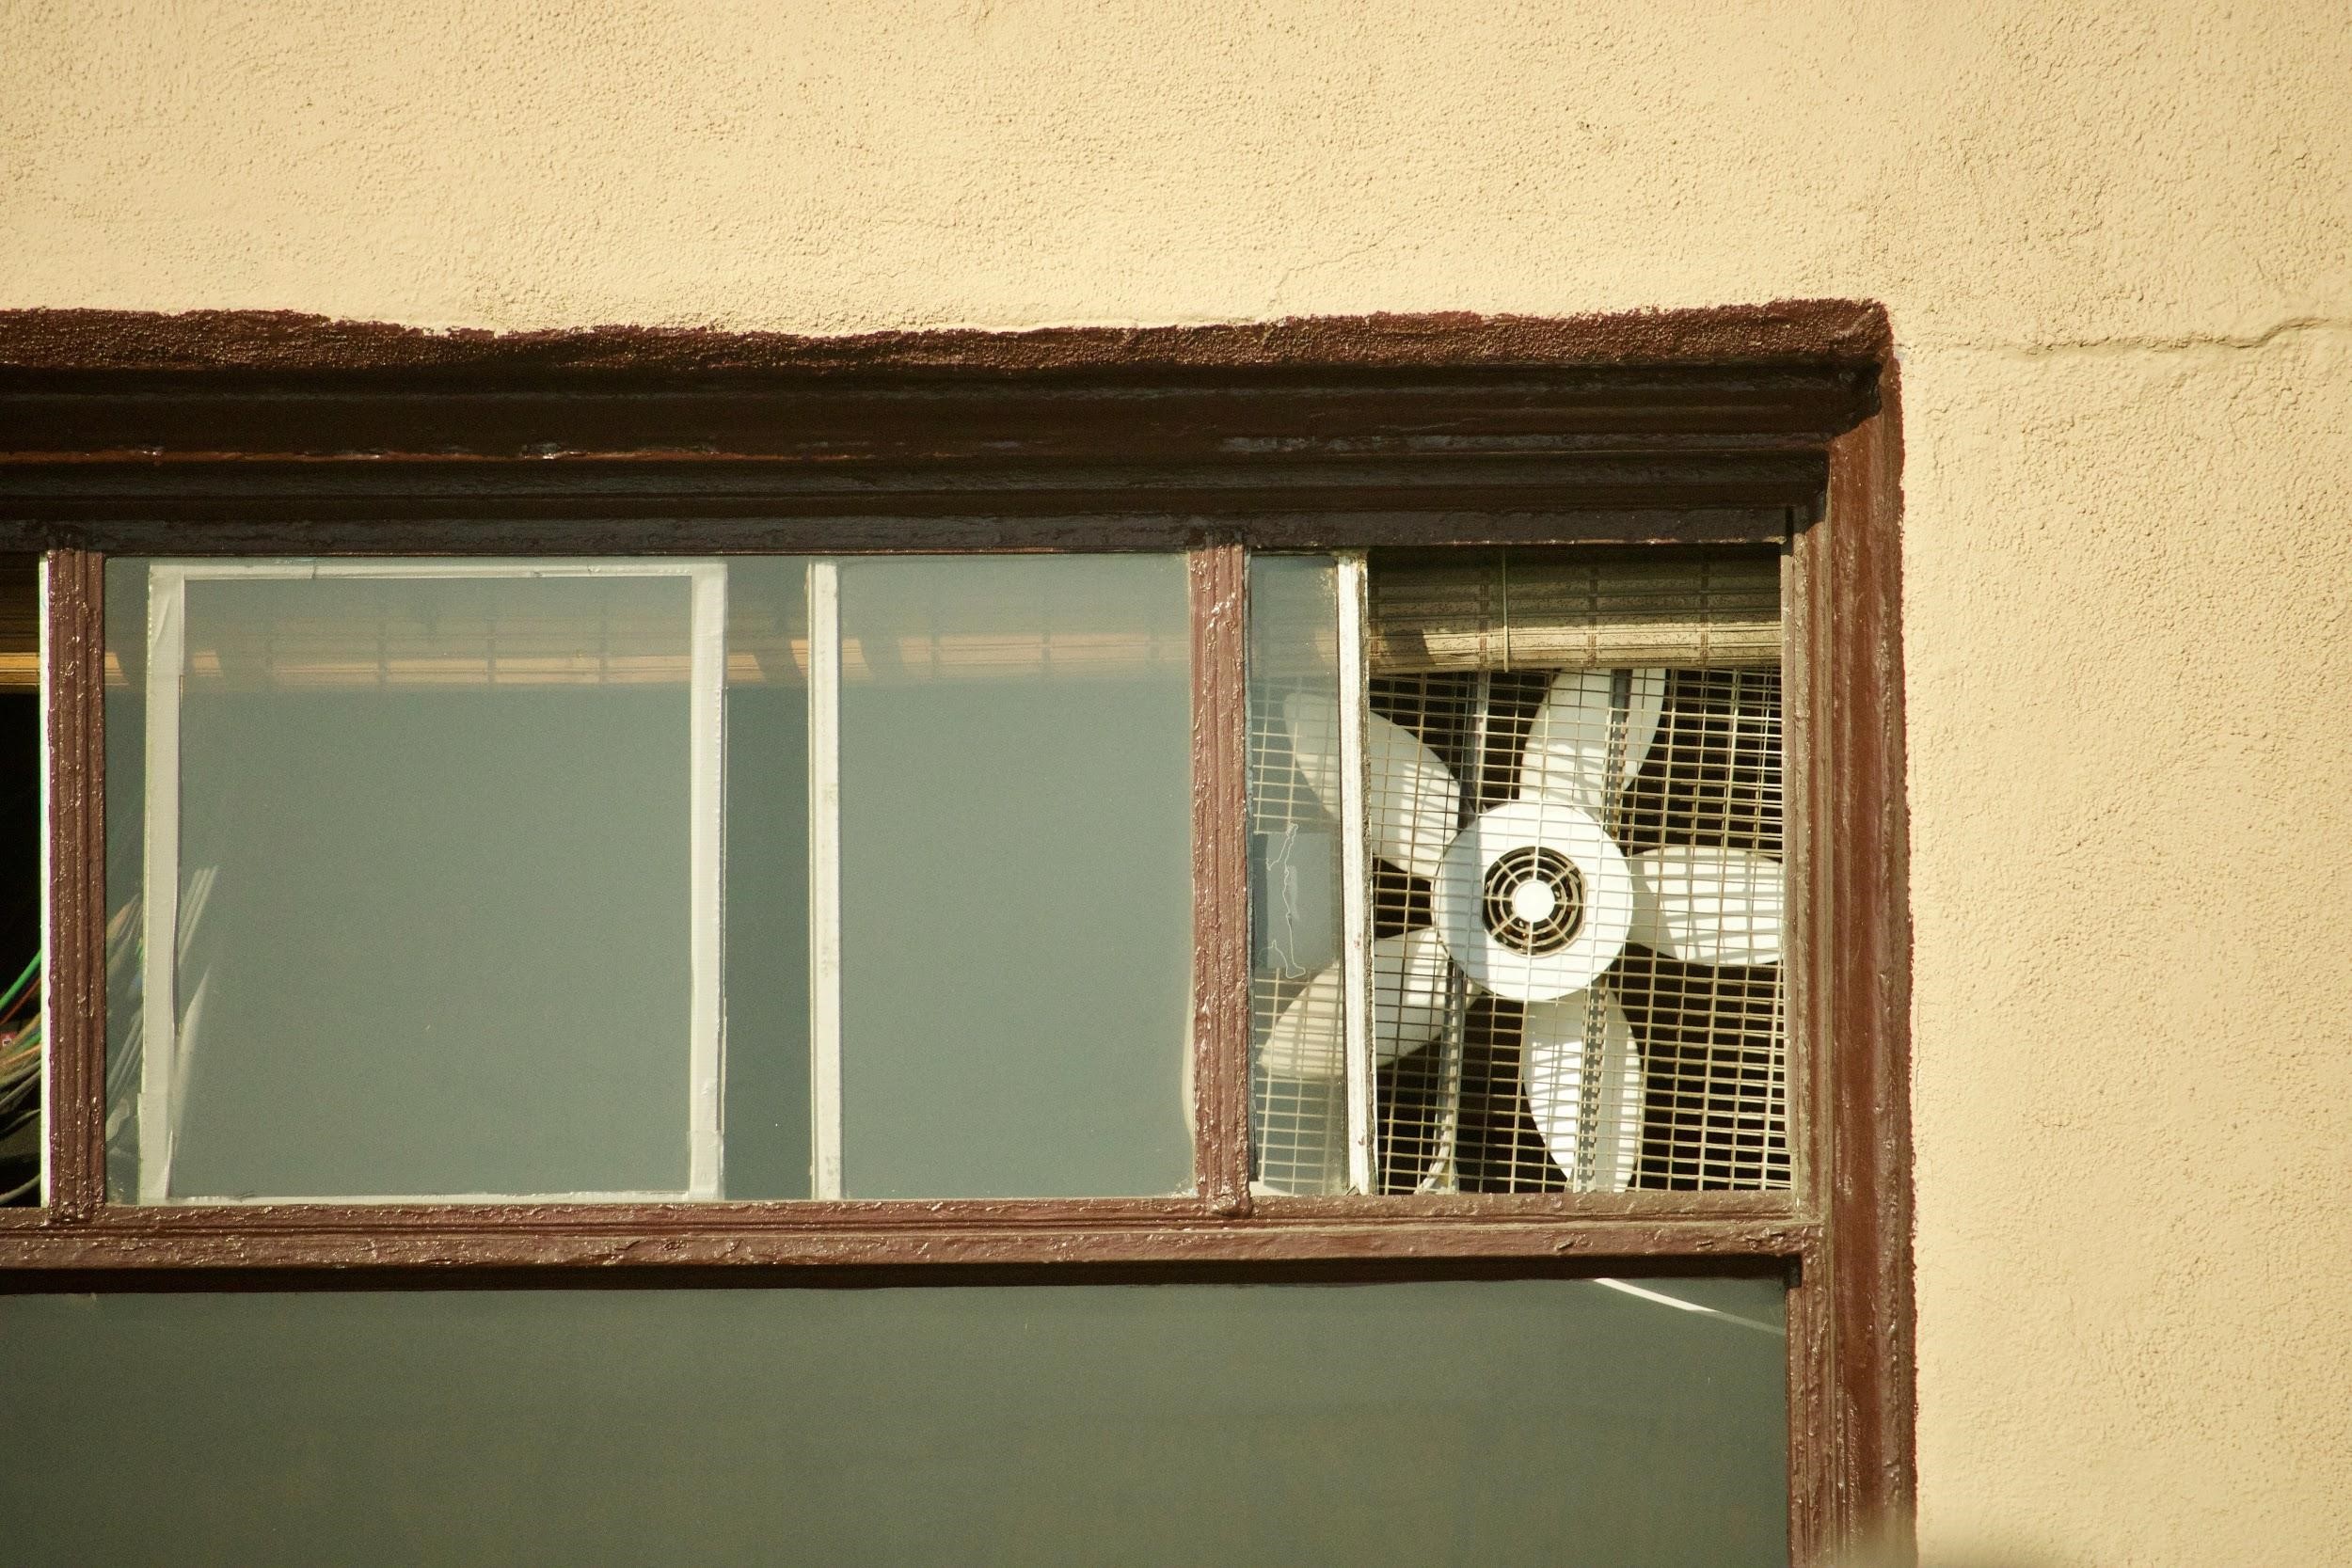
[38, 547, 105, 1222]
[1189, 539, 1252, 1213]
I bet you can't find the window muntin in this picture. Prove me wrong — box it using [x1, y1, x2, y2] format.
[100, 554, 1197, 1203]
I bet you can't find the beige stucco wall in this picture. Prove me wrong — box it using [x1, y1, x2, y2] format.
[6, 4, 2349, 1563]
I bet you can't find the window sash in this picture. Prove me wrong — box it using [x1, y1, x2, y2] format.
[16, 533, 1824, 1232]
[129, 560, 730, 1204]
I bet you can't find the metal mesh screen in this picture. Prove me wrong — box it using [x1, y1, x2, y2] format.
[1615, 668, 1786, 1190]
[1246, 558, 1349, 1195]
[1362, 551, 1787, 1195]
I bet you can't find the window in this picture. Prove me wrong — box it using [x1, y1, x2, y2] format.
[0, 307, 1912, 1566]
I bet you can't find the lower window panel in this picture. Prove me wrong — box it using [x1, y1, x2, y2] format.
[0, 1276, 1788, 1567]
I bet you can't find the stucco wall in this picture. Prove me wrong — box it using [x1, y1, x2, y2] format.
[6, 4, 2349, 1563]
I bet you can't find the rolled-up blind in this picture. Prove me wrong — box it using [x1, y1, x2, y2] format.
[1367, 549, 1779, 671]
[0, 555, 35, 692]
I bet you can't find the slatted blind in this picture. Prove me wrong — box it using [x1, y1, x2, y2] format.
[1365, 549, 1780, 673]
[0, 555, 36, 692]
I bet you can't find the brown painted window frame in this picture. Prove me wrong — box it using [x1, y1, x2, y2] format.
[0, 302, 1913, 1566]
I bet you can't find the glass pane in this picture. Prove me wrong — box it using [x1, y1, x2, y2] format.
[1247, 556, 1350, 1195]
[103, 562, 715, 1201]
[720, 560, 813, 1199]
[0, 1278, 1788, 1567]
[834, 555, 1193, 1197]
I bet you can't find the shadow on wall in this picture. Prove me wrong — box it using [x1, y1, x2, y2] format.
[1836, 1543, 2071, 1568]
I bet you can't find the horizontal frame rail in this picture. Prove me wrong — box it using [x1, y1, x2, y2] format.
[0, 1208, 1820, 1277]
[0, 508, 1802, 554]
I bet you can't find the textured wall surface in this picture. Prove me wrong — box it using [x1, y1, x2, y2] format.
[6, 3, 2350, 1564]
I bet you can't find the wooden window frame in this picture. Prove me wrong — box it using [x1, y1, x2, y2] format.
[0, 302, 1913, 1566]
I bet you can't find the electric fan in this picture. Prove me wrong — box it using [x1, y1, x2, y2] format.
[1260, 668, 1784, 1191]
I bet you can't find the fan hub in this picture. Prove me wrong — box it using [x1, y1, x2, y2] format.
[1484, 846, 1584, 955]
[1430, 798, 1636, 1003]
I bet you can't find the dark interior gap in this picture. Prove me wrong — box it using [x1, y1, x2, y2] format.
[0, 554, 40, 1204]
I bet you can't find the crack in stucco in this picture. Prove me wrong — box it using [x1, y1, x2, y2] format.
[1938, 316, 2352, 357]
[1263, 219, 1418, 315]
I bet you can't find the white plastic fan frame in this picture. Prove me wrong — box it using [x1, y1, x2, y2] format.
[1333, 552, 1379, 1195]
[135, 559, 729, 1206]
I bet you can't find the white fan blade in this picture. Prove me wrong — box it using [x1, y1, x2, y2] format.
[1258, 929, 1452, 1079]
[1521, 990, 1645, 1191]
[1628, 845, 1784, 967]
[1257, 958, 1348, 1078]
[1518, 669, 1665, 812]
[1283, 690, 1459, 879]
[1372, 927, 1453, 1056]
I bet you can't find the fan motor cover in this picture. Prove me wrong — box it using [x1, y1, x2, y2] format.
[1430, 799, 1634, 1002]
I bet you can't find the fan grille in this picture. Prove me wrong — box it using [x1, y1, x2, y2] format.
[1246, 551, 1788, 1196]
[1616, 668, 1787, 1192]
[1363, 666, 1787, 1194]
[1246, 559, 1351, 1196]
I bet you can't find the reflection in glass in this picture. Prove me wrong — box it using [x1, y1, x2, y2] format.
[0, 555, 38, 1206]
